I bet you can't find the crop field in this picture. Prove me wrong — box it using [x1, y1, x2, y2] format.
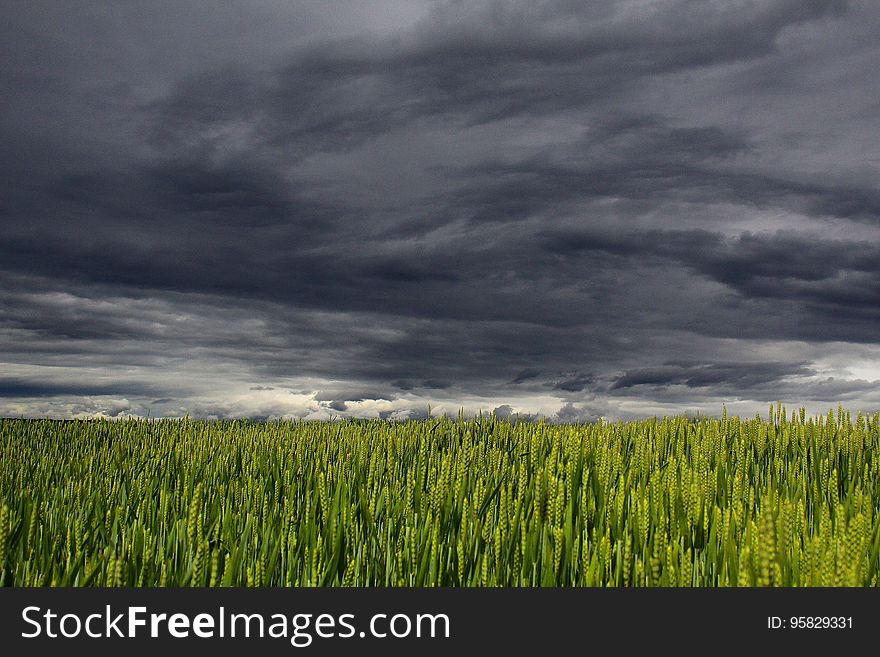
[1, 406, 879, 587]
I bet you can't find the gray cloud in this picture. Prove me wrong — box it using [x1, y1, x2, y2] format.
[1, 1, 879, 420]
[611, 362, 813, 390]
[554, 373, 595, 392]
[555, 402, 603, 424]
[0, 378, 162, 399]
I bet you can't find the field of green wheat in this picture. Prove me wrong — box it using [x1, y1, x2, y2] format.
[1, 405, 879, 587]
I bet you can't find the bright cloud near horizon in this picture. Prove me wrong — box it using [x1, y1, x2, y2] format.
[1, 0, 879, 421]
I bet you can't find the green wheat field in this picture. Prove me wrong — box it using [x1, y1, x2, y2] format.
[1, 405, 879, 587]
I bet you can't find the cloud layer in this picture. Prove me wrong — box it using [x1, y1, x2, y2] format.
[1, 1, 879, 420]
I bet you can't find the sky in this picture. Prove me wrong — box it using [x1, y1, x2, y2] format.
[1, 0, 879, 421]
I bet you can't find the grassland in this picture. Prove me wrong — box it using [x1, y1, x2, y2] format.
[1, 405, 879, 586]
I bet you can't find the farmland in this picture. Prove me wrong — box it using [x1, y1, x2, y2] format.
[1, 406, 879, 586]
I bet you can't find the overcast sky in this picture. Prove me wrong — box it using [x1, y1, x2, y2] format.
[1, 0, 879, 421]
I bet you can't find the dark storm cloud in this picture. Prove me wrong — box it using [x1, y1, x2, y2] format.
[313, 388, 395, 403]
[542, 227, 880, 338]
[553, 373, 595, 392]
[606, 374, 879, 410]
[140, 1, 847, 155]
[611, 362, 813, 390]
[1, 1, 878, 419]
[511, 369, 541, 384]
[0, 377, 164, 399]
[455, 125, 880, 232]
